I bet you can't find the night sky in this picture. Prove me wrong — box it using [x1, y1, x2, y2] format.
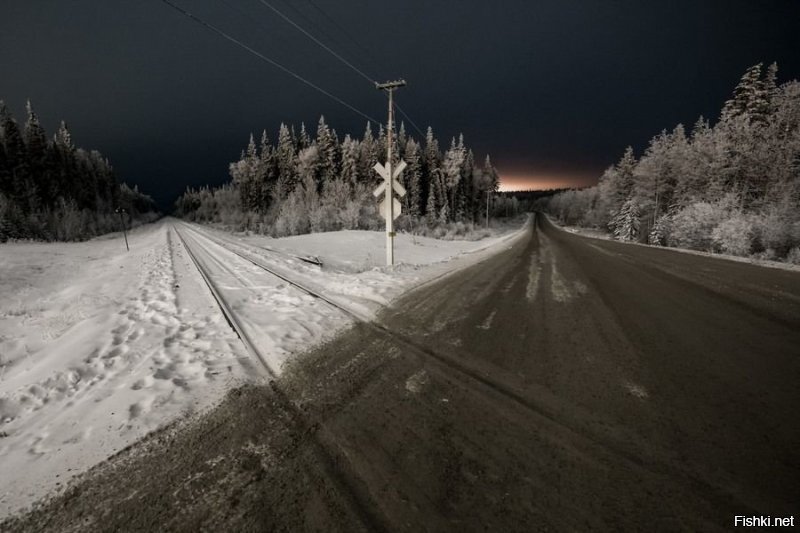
[2, 0, 800, 209]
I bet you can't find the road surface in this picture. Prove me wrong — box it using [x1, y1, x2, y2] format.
[5, 213, 799, 532]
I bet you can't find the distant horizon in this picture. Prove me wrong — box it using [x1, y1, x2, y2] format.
[498, 171, 597, 193]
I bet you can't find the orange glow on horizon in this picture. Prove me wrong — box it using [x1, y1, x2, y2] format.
[498, 172, 597, 192]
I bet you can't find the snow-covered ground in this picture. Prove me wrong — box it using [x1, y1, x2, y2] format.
[0, 217, 527, 517]
[547, 215, 800, 273]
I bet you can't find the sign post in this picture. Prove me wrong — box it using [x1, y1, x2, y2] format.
[115, 207, 129, 251]
[374, 79, 407, 266]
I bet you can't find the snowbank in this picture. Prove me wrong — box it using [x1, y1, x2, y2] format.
[545, 214, 800, 273]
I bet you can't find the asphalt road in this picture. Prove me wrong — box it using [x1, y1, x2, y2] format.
[5, 213, 799, 532]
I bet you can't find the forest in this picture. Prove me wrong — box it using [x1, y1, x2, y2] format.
[0, 100, 157, 242]
[544, 63, 800, 263]
[175, 119, 523, 238]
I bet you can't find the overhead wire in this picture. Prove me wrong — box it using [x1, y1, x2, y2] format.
[254, 0, 376, 85]
[302, 0, 382, 76]
[393, 103, 427, 138]
[252, 0, 429, 138]
[277, 0, 356, 67]
[158, 0, 379, 123]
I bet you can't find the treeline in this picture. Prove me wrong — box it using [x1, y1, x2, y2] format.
[0, 100, 157, 242]
[545, 62, 800, 263]
[175, 118, 515, 237]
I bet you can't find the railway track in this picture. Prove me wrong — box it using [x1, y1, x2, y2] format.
[171, 224, 390, 532]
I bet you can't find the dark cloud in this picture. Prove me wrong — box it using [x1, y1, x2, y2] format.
[2, 0, 800, 207]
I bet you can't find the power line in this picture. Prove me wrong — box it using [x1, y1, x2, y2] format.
[158, 0, 379, 123]
[255, 0, 376, 85]
[252, 0, 428, 138]
[277, 0, 352, 65]
[394, 102, 427, 139]
[303, 0, 382, 77]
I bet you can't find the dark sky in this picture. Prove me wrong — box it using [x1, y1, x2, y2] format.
[2, 0, 800, 208]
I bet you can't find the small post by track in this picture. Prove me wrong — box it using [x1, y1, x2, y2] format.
[115, 207, 129, 251]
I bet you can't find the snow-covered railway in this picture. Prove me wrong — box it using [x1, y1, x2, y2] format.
[177, 223, 364, 322]
[171, 226, 277, 378]
[170, 223, 387, 529]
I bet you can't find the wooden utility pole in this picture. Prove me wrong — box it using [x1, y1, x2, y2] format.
[373, 79, 407, 266]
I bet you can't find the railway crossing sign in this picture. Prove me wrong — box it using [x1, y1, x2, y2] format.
[379, 197, 403, 221]
[374, 161, 406, 239]
[373, 159, 407, 215]
[375, 79, 407, 266]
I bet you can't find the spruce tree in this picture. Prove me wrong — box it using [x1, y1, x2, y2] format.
[0, 101, 13, 198]
[24, 100, 49, 209]
[722, 63, 764, 122]
[396, 122, 407, 161]
[276, 123, 297, 196]
[425, 183, 437, 225]
[258, 129, 276, 210]
[297, 122, 311, 151]
[2, 104, 31, 212]
[316, 116, 337, 184]
[462, 149, 475, 222]
[609, 197, 641, 241]
[442, 136, 466, 221]
[423, 127, 441, 215]
[404, 139, 422, 218]
[359, 122, 377, 182]
[376, 124, 386, 164]
[340, 135, 359, 185]
[614, 146, 637, 204]
[483, 155, 499, 192]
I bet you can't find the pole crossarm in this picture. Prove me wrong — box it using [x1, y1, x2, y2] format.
[375, 79, 406, 90]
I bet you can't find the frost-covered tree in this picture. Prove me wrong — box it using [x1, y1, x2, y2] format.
[404, 138, 422, 218]
[340, 134, 359, 185]
[632, 125, 688, 236]
[442, 135, 466, 221]
[275, 123, 297, 197]
[649, 213, 672, 246]
[179, 115, 500, 237]
[423, 126, 441, 216]
[608, 198, 641, 241]
[358, 122, 377, 182]
[316, 116, 338, 184]
[297, 122, 311, 151]
[425, 183, 438, 226]
[0, 99, 155, 242]
[722, 63, 763, 122]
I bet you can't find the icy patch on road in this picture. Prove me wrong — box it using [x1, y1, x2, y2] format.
[405, 370, 429, 394]
[623, 381, 649, 399]
[539, 237, 589, 304]
[527, 252, 542, 302]
[478, 310, 497, 330]
[549, 252, 574, 303]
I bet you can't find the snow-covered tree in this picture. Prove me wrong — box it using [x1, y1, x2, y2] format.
[316, 115, 338, 184]
[608, 197, 641, 241]
[404, 138, 422, 218]
[340, 134, 359, 185]
[275, 123, 297, 197]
